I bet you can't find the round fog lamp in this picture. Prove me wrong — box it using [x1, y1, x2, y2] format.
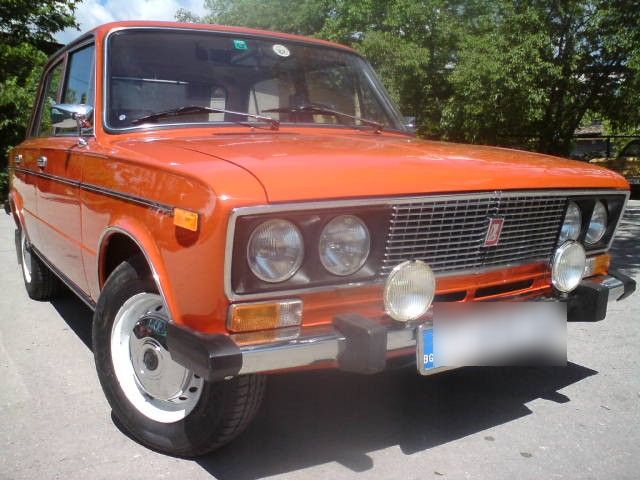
[383, 260, 435, 322]
[551, 241, 586, 293]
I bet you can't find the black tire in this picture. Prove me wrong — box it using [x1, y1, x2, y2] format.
[17, 228, 62, 301]
[92, 256, 265, 457]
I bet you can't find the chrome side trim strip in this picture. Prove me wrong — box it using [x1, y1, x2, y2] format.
[81, 182, 174, 214]
[14, 167, 79, 188]
[13, 167, 174, 214]
[224, 189, 629, 301]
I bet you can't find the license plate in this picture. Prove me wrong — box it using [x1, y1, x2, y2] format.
[416, 323, 436, 374]
[416, 302, 566, 375]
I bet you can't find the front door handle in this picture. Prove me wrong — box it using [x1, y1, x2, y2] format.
[15, 154, 22, 165]
[37, 156, 47, 169]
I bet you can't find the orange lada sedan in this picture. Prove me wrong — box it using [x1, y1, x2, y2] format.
[5, 21, 636, 456]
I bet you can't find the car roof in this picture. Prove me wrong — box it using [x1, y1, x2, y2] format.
[86, 20, 357, 53]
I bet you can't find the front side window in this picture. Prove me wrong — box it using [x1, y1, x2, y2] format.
[34, 45, 95, 137]
[106, 29, 404, 131]
[58, 45, 95, 135]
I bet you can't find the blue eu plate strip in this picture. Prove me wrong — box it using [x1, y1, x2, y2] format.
[423, 328, 434, 369]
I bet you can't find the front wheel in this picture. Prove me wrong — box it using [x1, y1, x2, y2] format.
[92, 256, 265, 457]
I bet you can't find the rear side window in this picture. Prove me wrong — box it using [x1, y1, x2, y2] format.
[35, 61, 64, 136]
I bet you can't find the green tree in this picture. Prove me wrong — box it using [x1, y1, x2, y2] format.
[177, 0, 331, 34]
[179, 0, 640, 155]
[442, 1, 640, 154]
[0, 0, 79, 199]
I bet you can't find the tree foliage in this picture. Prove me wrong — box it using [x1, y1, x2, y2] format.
[0, 1, 79, 197]
[179, 0, 640, 155]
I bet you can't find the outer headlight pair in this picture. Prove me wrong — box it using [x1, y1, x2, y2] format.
[247, 219, 304, 283]
[558, 200, 608, 245]
[247, 215, 370, 283]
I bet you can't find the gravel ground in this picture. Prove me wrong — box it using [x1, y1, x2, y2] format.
[1, 200, 639, 480]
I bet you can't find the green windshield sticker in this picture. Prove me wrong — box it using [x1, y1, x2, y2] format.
[233, 39, 248, 50]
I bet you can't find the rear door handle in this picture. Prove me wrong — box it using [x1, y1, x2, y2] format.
[15, 154, 22, 165]
[37, 156, 47, 169]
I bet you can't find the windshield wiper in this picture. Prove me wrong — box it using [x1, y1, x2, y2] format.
[130, 105, 279, 130]
[262, 103, 383, 133]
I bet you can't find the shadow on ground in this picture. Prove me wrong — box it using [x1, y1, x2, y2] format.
[197, 364, 595, 479]
[51, 294, 94, 350]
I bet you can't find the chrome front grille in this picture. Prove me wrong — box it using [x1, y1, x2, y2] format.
[381, 192, 567, 276]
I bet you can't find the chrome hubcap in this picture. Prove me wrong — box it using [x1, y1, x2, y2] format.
[21, 231, 32, 284]
[129, 313, 199, 402]
[111, 293, 203, 423]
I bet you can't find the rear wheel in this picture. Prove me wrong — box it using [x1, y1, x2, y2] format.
[93, 256, 265, 457]
[17, 228, 62, 301]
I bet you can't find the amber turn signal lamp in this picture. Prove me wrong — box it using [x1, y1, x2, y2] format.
[228, 299, 303, 332]
[173, 208, 199, 231]
[583, 253, 611, 278]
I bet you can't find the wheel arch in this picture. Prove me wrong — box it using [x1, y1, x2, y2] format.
[97, 225, 178, 321]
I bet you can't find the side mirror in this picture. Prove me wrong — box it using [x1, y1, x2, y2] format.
[403, 116, 417, 133]
[52, 104, 94, 147]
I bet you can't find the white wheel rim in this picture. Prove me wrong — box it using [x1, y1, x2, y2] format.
[110, 293, 203, 423]
[21, 231, 32, 284]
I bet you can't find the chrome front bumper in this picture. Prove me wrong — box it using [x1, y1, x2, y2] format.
[236, 322, 418, 375]
[167, 272, 635, 381]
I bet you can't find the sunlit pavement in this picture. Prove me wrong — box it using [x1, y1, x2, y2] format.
[1, 201, 639, 480]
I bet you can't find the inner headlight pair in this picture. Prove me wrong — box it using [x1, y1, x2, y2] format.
[558, 200, 608, 245]
[247, 215, 370, 283]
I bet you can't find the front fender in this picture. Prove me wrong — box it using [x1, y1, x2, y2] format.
[97, 221, 178, 320]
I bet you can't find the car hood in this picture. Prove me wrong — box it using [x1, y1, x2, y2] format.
[123, 131, 628, 202]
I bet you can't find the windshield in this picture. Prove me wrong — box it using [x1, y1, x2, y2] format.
[105, 29, 405, 131]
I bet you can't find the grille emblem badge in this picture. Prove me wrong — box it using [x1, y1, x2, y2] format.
[484, 217, 504, 247]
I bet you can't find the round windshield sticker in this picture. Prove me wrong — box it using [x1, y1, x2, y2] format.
[272, 44, 290, 57]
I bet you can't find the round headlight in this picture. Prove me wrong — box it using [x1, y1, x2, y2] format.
[558, 201, 582, 244]
[551, 241, 586, 293]
[247, 219, 304, 283]
[383, 260, 436, 322]
[319, 215, 370, 276]
[585, 200, 608, 244]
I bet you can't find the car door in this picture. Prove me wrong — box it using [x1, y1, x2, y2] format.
[35, 43, 95, 293]
[14, 59, 66, 250]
